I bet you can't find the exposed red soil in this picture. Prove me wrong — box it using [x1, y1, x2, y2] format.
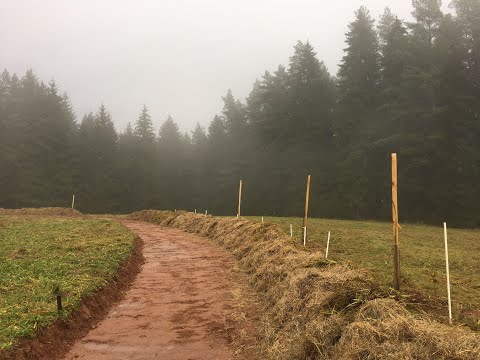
[63, 220, 259, 360]
[2, 236, 144, 360]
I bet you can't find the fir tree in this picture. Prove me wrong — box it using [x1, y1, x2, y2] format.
[336, 6, 380, 145]
[134, 105, 155, 142]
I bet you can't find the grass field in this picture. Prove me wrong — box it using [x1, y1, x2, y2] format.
[248, 216, 480, 328]
[0, 216, 135, 350]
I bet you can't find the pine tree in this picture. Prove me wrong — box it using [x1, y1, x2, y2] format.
[78, 105, 120, 212]
[288, 41, 330, 86]
[204, 115, 230, 213]
[0, 70, 17, 207]
[336, 6, 380, 144]
[192, 123, 207, 148]
[118, 122, 141, 211]
[222, 89, 247, 138]
[125, 122, 134, 136]
[287, 41, 335, 143]
[134, 104, 155, 142]
[247, 66, 290, 146]
[379, 17, 410, 110]
[189, 122, 208, 208]
[208, 115, 227, 143]
[157, 115, 184, 209]
[377, 7, 397, 47]
[124, 106, 158, 211]
[159, 115, 181, 147]
[335, 6, 381, 218]
[410, 0, 443, 44]
[0, 70, 78, 207]
[431, 13, 480, 225]
[48, 79, 58, 96]
[450, 0, 480, 118]
[94, 104, 117, 146]
[80, 112, 95, 136]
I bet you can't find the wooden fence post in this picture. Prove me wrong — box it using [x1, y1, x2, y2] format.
[444, 222, 453, 324]
[392, 153, 401, 291]
[325, 231, 331, 258]
[303, 175, 311, 241]
[237, 179, 243, 218]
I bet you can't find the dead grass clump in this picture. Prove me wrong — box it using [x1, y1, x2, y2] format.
[0, 207, 82, 216]
[275, 315, 347, 360]
[127, 210, 480, 359]
[9, 248, 28, 259]
[333, 299, 480, 359]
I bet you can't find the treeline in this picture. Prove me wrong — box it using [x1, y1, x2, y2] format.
[1, 0, 479, 226]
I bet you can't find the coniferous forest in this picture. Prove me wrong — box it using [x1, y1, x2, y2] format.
[1, 1, 479, 227]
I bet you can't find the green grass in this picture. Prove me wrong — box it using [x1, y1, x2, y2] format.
[0, 216, 135, 350]
[248, 216, 480, 327]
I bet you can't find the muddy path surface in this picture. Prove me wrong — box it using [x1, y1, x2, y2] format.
[64, 220, 258, 360]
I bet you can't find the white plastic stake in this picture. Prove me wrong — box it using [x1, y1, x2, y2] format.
[444, 222, 453, 324]
[205, 210, 208, 215]
[261, 216, 264, 223]
[71, 194, 75, 209]
[290, 224, 293, 237]
[303, 227, 306, 247]
[325, 231, 331, 258]
[194, 209, 197, 214]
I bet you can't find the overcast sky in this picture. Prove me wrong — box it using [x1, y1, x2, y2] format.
[1, 0, 451, 133]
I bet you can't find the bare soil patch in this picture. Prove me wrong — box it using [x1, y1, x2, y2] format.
[63, 221, 260, 360]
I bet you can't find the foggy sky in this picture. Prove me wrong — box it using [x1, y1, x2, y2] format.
[1, 0, 450, 133]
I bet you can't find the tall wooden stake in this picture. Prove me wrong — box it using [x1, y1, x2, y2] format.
[71, 194, 75, 209]
[444, 222, 453, 324]
[237, 179, 243, 218]
[392, 153, 401, 291]
[303, 175, 311, 240]
[325, 231, 331, 259]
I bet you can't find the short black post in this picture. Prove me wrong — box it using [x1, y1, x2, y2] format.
[57, 293, 63, 313]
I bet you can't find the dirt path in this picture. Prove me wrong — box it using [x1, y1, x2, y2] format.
[64, 221, 256, 360]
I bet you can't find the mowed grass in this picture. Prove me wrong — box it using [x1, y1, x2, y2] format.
[248, 216, 480, 327]
[0, 216, 135, 350]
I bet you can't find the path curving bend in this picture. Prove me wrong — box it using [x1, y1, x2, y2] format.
[64, 220, 251, 360]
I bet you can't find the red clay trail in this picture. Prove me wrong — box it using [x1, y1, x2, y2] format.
[64, 221, 252, 360]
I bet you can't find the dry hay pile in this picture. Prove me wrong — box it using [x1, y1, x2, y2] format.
[0, 207, 82, 217]
[128, 210, 480, 360]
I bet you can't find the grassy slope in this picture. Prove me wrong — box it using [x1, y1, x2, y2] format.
[0, 216, 135, 350]
[249, 216, 480, 327]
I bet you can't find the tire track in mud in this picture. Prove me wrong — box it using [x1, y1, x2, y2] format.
[64, 220, 255, 360]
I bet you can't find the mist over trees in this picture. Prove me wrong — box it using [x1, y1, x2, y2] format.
[1, 1, 479, 226]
